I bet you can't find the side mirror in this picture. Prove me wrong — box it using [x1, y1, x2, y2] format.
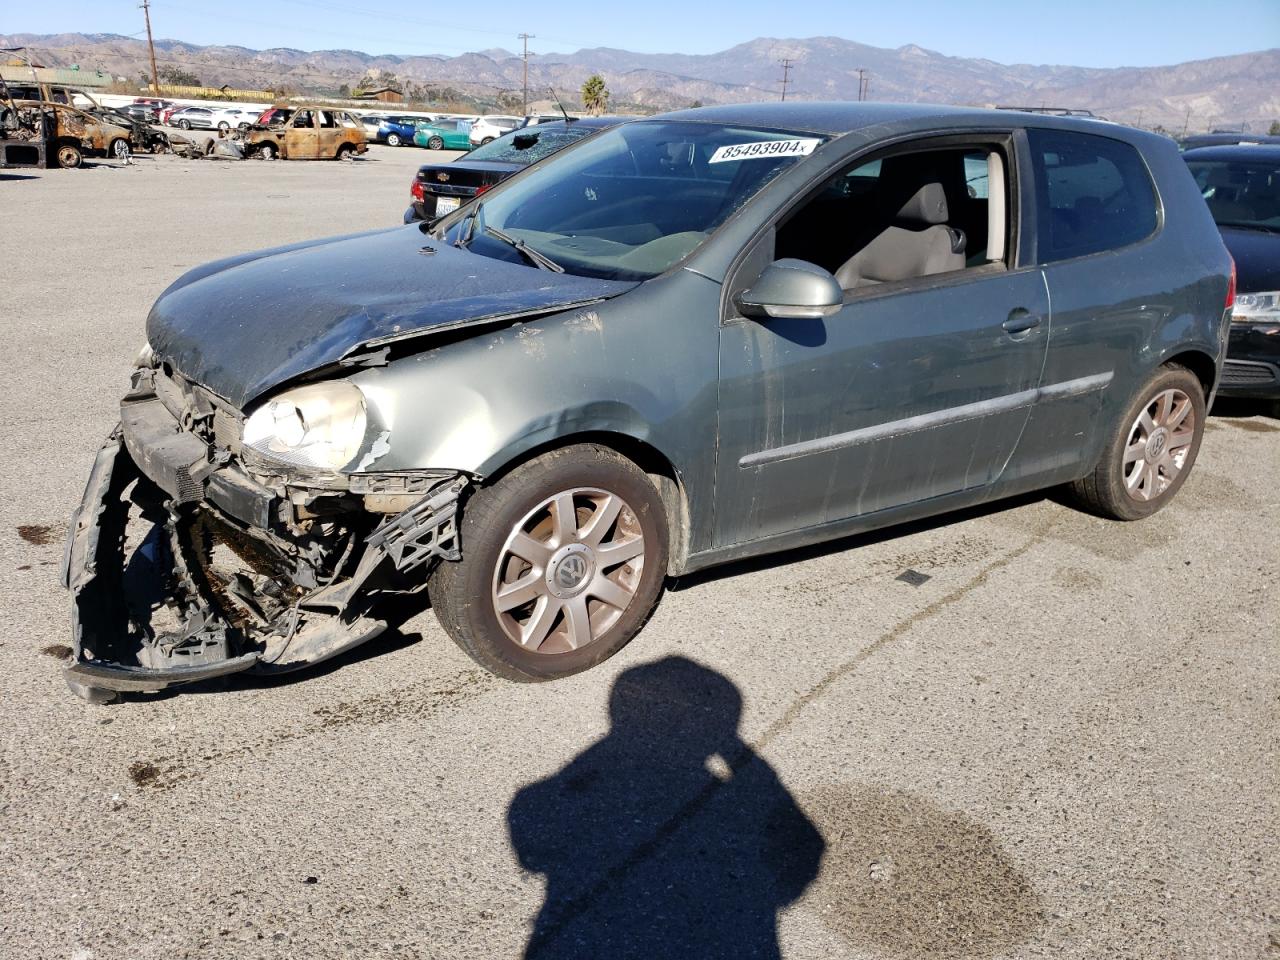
[734, 259, 844, 320]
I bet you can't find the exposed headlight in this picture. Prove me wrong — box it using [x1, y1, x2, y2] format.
[1233, 290, 1280, 324]
[242, 381, 369, 471]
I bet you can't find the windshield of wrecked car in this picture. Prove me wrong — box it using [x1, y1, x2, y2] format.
[439, 120, 826, 280]
[464, 125, 594, 165]
[1186, 157, 1280, 231]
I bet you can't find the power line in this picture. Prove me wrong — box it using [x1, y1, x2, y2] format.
[778, 57, 793, 101]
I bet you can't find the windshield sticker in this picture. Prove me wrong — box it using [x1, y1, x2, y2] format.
[708, 138, 822, 164]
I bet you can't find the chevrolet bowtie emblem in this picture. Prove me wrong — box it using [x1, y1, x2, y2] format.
[437, 172, 450, 182]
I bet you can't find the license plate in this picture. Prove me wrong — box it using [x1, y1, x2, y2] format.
[436, 196, 460, 215]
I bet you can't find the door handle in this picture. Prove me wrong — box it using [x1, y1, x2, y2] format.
[1003, 309, 1043, 335]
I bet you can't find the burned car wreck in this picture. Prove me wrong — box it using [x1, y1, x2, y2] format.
[63, 104, 1230, 702]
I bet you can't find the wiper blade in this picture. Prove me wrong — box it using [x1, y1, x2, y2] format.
[452, 201, 482, 248]
[483, 224, 565, 273]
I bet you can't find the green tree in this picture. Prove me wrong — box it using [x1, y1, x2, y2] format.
[158, 64, 201, 86]
[581, 73, 609, 116]
[1270, 119, 1280, 136]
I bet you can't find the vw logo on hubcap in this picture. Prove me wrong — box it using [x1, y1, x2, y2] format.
[546, 543, 595, 599]
[1146, 427, 1169, 463]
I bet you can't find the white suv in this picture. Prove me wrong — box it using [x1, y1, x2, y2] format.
[469, 115, 522, 146]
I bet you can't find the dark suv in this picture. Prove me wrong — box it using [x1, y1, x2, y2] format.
[61, 103, 1232, 701]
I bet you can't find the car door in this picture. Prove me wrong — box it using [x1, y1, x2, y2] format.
[713, 137, 1051, 548]
[285, 110, 320, 158]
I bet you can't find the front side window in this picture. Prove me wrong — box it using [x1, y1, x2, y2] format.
[439, 121, 826, 280]
[1028, 128, 1158, 262]
[1185, 157, 1280, 231]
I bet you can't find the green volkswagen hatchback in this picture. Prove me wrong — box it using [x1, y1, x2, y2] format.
[62, 103, 1233, 701]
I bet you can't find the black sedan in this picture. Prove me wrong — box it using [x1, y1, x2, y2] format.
[1185, 145, 1280, 404]
[403, 116, 631, 223]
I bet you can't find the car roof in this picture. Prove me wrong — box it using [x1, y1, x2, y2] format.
[1182, 144, 1280, 162]
[649, 101, 1150, 139]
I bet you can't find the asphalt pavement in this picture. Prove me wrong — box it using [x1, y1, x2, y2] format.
[1, 143, 1276, 960]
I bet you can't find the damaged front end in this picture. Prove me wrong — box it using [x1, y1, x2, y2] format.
[61, 365, 466, 703]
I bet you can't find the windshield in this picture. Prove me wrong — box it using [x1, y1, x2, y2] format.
[438, 120, 826, 280]
[464, 124, 596, 165]
[1187, 157, 1280, 230]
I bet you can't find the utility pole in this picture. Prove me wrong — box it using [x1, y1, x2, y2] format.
[519, 33, 535, 115]
[140, 0, 160, 94]
[1181, 105, 1191, 139]
[778, 58, 794, 101]
[856, 68, 870, 101]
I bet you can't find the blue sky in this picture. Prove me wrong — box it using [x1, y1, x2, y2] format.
[12, 0, 1280, 66]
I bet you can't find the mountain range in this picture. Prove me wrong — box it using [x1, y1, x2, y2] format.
[3, 32, 1277, 131]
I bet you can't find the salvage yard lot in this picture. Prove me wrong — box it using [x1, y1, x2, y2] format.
[1, 145, 1277, 959]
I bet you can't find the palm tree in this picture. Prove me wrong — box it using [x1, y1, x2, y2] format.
[581, 74, 609, 116]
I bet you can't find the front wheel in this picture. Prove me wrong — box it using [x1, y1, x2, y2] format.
[430, 444, 669, 682]
[386, 133, 402, 147]
[336, 143, 354, 161]
[110, 138, 130, 160]
[1068, 364, 1206, 520]
[217, 121, 230, 133]
[427, 135, 444, 150]
[259, 142, 277, 160]
[56, 142, 83, 168]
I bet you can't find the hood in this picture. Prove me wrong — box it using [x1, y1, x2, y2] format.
[1219, 226, 1280, 293]
[147, 225, 635, 407]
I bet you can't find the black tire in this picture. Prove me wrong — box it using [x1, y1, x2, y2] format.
[386, 133, 402, 147]
[55, 141, 83, 169]
[481, 136, 494, 145]
[430, 444, 669, 682]
[1068, 364, 1206, 520]
[428, 135, 444, 150]
[178, 119, 191, 130]
[217, 121, 230, 134]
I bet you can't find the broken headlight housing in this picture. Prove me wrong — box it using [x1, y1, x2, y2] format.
[242, 381, 370, 471]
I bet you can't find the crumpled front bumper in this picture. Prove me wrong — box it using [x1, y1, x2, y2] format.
[60, 389, 466, 703]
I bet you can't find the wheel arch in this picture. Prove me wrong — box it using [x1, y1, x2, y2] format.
[476, 429, 692, 575]
[1159, 347, 1217, 398]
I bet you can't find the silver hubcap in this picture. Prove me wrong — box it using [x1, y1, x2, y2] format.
[491, 487, 645, 654]
[1123, 388, 1195, 501]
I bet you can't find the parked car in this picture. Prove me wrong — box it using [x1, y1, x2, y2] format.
[208, 107, 259, 133]
[358, 113, 385, 141]
[169, 106, 215, 130]
[414, 118, 473, 150]
[1181, 133, 1280, 151]
[1184, 144, 1280, 404]
[469, 115, 521, 146]
[240, 106, 367, 160]
[0, 98, 133, 167]
[405, 116, 631, 222]
[374, 115, 420, 147]
[60, 103, 1232, 702]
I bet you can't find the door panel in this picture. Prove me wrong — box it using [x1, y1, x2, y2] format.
[714, 268, 1050, 547]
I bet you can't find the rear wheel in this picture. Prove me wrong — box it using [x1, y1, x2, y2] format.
[1068, 364, 1206, 520]
[178, 119, 191, 130]
[56, 142, 83, 168]
[109, 138, 130, 160]
[481, 136, 495, 145]
[217, 121, 230, 134]
[428, 135, 445, 150]
[386, 133, 402, 147]
[430, 444, 669, 682]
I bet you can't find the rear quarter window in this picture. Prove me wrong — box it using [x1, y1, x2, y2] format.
[1028, 129, 1159, 262]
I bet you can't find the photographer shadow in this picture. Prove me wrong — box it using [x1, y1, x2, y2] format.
[508, 656, 824, 960]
